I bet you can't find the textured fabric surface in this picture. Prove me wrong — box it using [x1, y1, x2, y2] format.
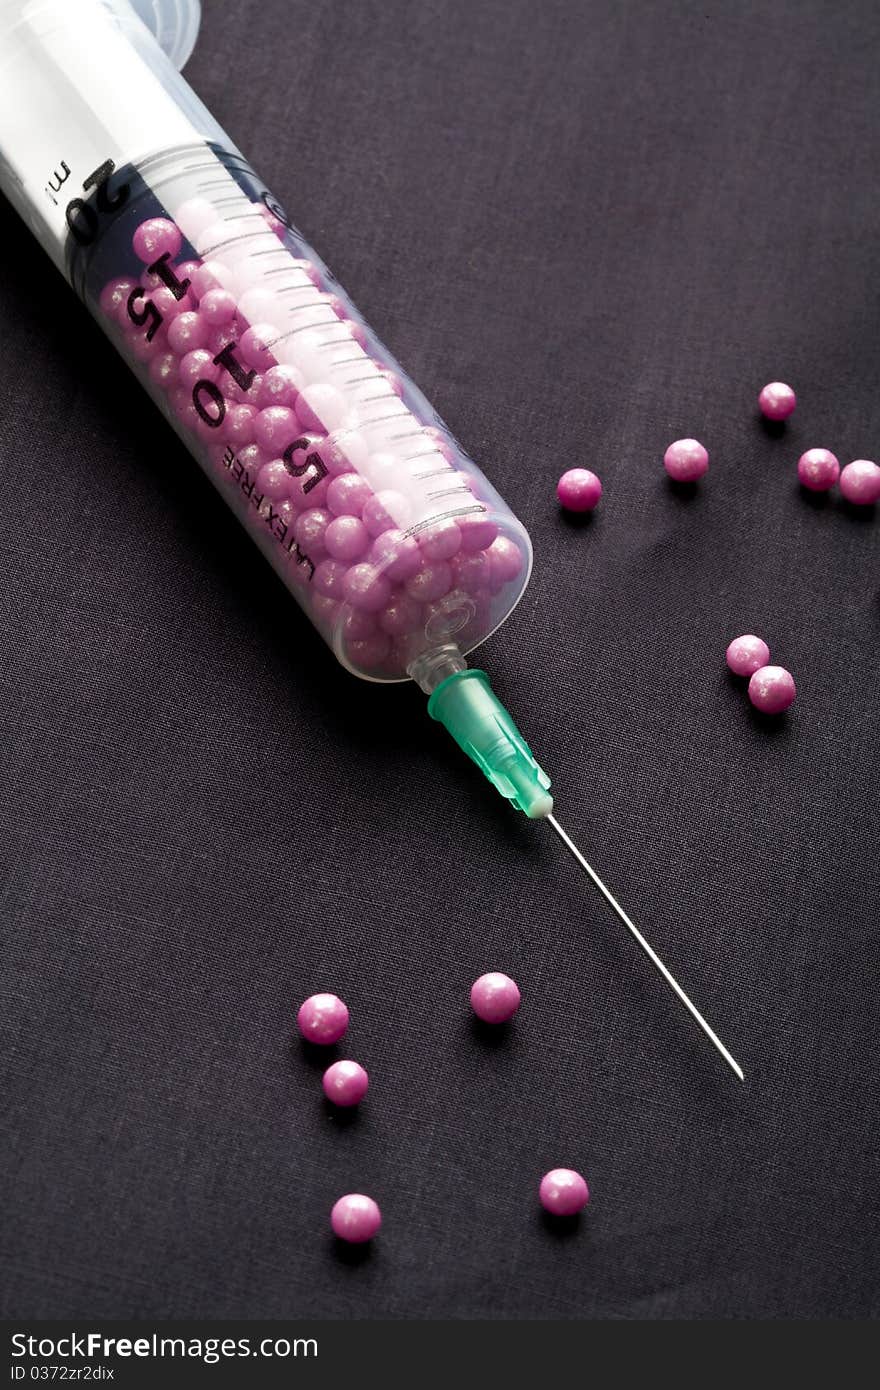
[1, 0, 879, 1320]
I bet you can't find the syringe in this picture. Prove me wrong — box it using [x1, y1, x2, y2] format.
[0, 0, 743, 1080]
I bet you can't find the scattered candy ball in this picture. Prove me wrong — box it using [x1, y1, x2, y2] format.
[323, 1060, 369, 1108]
[748, 665, 797, 714]
[797, 448, 840, 492]
[539, 1169, 590, 1216]
[331, 1193, 382, 1244]
[557, 468, 602, 513]
[726, 634, 771, 677]
[758, 381, 797, 421]
[297, 992, 350, 1045]
[663, 438, 708, 482]
[839, 459, 880, 505]
[470, 972, 521, 1024]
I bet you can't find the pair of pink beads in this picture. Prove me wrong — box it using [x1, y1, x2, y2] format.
[296, 993, 369, 1106]
[469, 974, 590, 1216]
[661, 382, 797, 484]
[725, 635, 797, 714]
[797, 449, 880, 503]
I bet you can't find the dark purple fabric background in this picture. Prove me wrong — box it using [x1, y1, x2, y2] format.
[1, 0, 879, 1319]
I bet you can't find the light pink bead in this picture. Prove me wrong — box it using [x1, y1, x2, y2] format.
[663, 438, 709, 482]
[362, 490, 410, 537]
[486, 536, 524, 590]
[239, 323, 279, 373]
[313, 559, 349, 599]
[331, 1194, 381, 1244]
[199, 287, 238, 325]
[149, 350, 179, 391]
[748, 665, 797, 714]
[557, 467, 602, 512]
[327, 472, 373, 518]
[254, 406, 298, 455]
[539, 1169, 590, 1216]
[323, 1060, 369, 1108]
[839, 459, 880, 505]
[259, 364, 304, 410]
[470, 971, 521, 1024]
[297, 992, 349, 1044]
[345, 634, 391, 670]
[378, 594, 422, 636]
[325, 515, 370, 562]
[419, 520, 462, 561]
[405, 561, 453, 603]
[726, 634, 771, 677]
[343, 563, 392, 612]
[370, 530, 422, 582]
[190, 261, 235, 299]
[758, 381, 797, 421]
[133, 217, 181, 264]
[797, 448, 840, 492]
[223, 403, 259, 448]
[99, 275, 138, 323]
[298, 383, 347, 433]
[294, 507, 332, 559]
[256, 459, 293, 501]
[458, 515, 499, 552]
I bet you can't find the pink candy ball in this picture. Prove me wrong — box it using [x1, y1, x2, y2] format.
[322, 1060, 369, 1108]
[470, 971, 521, 1024]
[557, 468, 602, 512]
[663, 438, 709, 482]
[758, 381, 797, 421]
[539, 1169, 590, 1216]
[797, 448, 840, 492]
[343, 563, 392, 613]
[132, 217, 182, 264]
[325, 515, 371, 562]
[297, 992, 349, 1045]
[726, 634, 771, 677]
[839, 459, 880, 505]
[199, 287, 238, 325]
[748, 665, 797, 714]
[331, 1194, 381, 1244]
[167, 310, 208, 355]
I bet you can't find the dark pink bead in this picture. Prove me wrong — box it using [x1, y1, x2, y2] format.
[378, 593, 422, 636]
[797, 448, 840, 492]
[223, 404, 259, 448]
[322, 1060, 369, 1107]
[330, 1194, 381, 1244]
[726, 634, 770, 677]
[341, 608, 378, 640]
[839, 459, 880, 505]
[470, 971, 520, 1023]
[133, 217, 182, 264]
[297, 992, 349, 1044]
[557, 467, 602, 512]
[178, 349, 220, 390]
[663, 438, 709, 482]
[748, 665, 797, 714]
[758, 381, 796, 421]
[167, 311, 208, 355]
[345, 633, 391, 670]
[539, 1169, 589, 1216]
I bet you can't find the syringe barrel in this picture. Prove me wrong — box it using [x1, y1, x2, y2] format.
[0, 0, 532, 682]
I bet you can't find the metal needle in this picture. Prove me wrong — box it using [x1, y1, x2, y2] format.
[546, 813, 744, 1081]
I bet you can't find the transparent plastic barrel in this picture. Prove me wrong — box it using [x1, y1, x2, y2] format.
[0, 0, 532, 682]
